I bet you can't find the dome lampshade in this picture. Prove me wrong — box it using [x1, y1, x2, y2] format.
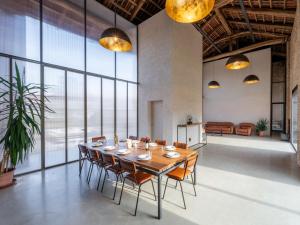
[225, 54, 250, 70]
[243, 74, 260, 84]
[208, 80, 221, 88]
[165, 0, 215, 23]
[99, 27, 132, 52]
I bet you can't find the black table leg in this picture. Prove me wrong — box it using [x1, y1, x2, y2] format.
[79, 150, 81, 176]
[157, 175, 162, 219]
[193, 166, 197, 185]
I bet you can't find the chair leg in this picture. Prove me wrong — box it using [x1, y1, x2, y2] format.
[79, 159, 85, 177]
[87, 163, 92, 181]
[101, 170, 108, 192]
[134, 185, 141, 216]
[162, 177, 169, 199]
[113, 174, 119, 200]
[88, 164, 94, 184]
[150, 179, 156, 201]
[97, 167, 103, 191]
[179, 181, 186, 209]
[190, 174, 197, 196]
[118, 177, 126, 205]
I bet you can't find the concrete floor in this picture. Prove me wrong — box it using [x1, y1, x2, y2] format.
[1, 135, 300, 225]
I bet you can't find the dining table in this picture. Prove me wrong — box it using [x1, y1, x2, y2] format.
[80, 140, 197, 219]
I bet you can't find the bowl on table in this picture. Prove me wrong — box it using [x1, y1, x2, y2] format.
[165, 145, 176, 151]
[137, 154, 151, 161]
[104, 146, 115, 151]
[165, 151, 180, 159]
[116, 149, 130, 155]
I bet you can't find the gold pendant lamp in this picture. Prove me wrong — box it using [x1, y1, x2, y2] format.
[243, 74, 260, 84]
[99, 1, 132, 52]
[165, 0, 215, 23]
[225, 54, 250, 70]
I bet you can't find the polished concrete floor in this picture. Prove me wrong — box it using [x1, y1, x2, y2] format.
[1, 135, 300, 225]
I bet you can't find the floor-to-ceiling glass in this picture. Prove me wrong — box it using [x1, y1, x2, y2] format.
[0, 0, 138, 175]
[292, 88, 298, 149]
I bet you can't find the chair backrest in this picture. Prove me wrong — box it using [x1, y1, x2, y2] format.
[184, 153, 198, 174]
[155, 139, 166, 146]
[140, 137, 150, 142]
[118, 158, 136, 174]
[92, 136, 106, 142]
[173, 141, 187, 149]
[128, 135, 138, 140]
[88, 149, 100, 161]
[101, 152, 116, 165]
[78, 144, 88, 157]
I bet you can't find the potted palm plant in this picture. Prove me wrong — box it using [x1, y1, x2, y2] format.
[0, 63, 52, 188]
[256, 118, 269, 137]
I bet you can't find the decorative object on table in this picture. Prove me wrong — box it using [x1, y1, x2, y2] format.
[114, 134, 119, 146]
[165, 0, 215, 23]
[187, 115, 193, 125]
[225, 54, 250, 70]
[0, 63, 53, 188]
[99, 0, 132, 52]
[256, 118, 269, 136]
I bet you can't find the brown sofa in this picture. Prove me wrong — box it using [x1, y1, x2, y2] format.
[204, 122, 234, 134]
[235, 123, 255, 136]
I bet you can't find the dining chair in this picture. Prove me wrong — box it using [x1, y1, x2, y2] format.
[92, 136, 106, 143]
[100, 153, 124, 200]
[78, 144, 89, 177]
[118, 158, 156, 216]
[128, 135, 138, 140]
[140, 137, 150, 142]
[87, 148, 107, 186]
[155, 139, 167, 146]
[162, 153, 198, 209]
[173, 141, 188, 149]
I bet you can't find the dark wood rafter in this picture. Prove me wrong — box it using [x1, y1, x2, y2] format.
[95, 0, 297, 59]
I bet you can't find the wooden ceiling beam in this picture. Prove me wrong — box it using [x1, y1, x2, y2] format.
[193, 24, 222, 53]
[215, 8, 232, 35]
[239, 0, 255, 42]
[204, 31, 287, 55]
[222, 6, 296, 18]
[214, 0, 234, 9]
[204, 38, 287, 62]
[148, 0, 162, 10]
[130, 0, 146, 21]
[228, 20, 293, 31]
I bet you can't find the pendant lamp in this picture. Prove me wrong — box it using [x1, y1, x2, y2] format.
[243, 74, 259, 84]
[165, 0, 215, 23]
[225, 54, 250, 70]
[99, 2, 132, 52]
[208, 80, 221, 88]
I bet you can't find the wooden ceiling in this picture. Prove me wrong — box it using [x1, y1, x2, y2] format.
[98, 0, 297, 61]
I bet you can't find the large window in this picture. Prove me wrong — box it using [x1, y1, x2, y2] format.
[0, 0, 138, 175]
[292, 88, 298, 150]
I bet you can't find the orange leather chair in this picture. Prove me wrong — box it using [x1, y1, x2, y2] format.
[235, 123, 255, 136]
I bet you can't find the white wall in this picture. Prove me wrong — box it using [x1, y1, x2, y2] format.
[203, 48, 271, 132]
[138, 10, 203, 144]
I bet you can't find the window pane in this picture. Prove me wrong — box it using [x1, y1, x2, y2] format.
[116, 16, 137, 82]
[13, 60, 41, 174]
[43, 0, 84, 70]
[0, 57, 9, 167]
[87, 76, 101, 140]
[45, 67, 65, 167]
[128, 83, 137, 137]
[67, 72, 84, 162]
[272, 104, 284, 132]
[292, 90, 298, 149]
[86, 0, 114, 77]
[102, 79, 115, 139]
[0, 0, 40, 60]
[116, 81, 127, 139]
[272, 83, 285, 102]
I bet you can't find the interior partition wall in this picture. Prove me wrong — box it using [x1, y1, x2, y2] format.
[0, 0, 138, 175]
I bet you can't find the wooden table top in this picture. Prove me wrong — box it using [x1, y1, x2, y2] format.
[84, 142, 196, 174]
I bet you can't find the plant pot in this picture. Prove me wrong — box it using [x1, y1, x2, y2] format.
[0, 168, 15, 188]
[258, 131, 265, 137]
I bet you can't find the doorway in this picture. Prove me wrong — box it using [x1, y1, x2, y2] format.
[291, 87, 298, 150]
[150, 101, 163, 141]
